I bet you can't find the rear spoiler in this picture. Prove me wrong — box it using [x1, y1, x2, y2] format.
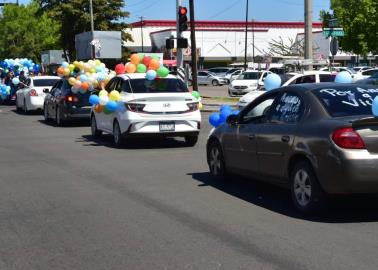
[352, 117, 378, 128]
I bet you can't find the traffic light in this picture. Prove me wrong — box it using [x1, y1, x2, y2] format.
[178, 6, 188, 32]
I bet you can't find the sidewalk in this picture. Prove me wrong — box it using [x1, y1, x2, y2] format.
[200, 96, 238, 112]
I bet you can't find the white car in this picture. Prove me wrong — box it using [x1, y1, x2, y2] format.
[357, 68, 378, 79]
[352, 66, 372, 73]
[16, 76, 60, 113]
[223, 69, 242, 84]
[236, 90, 265, 109]
[228, 70, 271, 96]
[91, 73, 201, 147]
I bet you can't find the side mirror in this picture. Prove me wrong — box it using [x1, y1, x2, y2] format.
[226, 114, 239, 125]
[43, 88, 49, 93]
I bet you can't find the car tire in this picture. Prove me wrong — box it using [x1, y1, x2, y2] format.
[91, 115, 102, 138]
[290, 161, 326, 214]
[184, 135, 198, 147]
[113, 120, 124, 148]
[228, 91, 234, 97]
[23, 99, 28, 114]
[55, 107, 64, 127]
[207, 140, 227, 181]
[212, 80, 219, 86]
[44, 105, 49, 121]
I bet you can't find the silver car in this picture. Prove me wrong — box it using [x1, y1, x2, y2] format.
[207, 83, 378, 214]
[197, 71, 228, 86]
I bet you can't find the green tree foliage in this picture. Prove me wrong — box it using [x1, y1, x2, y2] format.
[321, 0, 378, 55]
[0, 2, 61, 62]
[39, 0, 131, 59]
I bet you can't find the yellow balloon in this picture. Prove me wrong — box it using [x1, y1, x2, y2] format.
[198, 102, 203, 110]
[68, 77, 77, 86]
[95, 59, 101, 66]
[109, 90, 121, 101]
[69, 64, 75, 71]
[64, 68, 70, 76]
[99, 90, 108, 97]
[73, 61, 79, 67]
[90, 68, 96, 74]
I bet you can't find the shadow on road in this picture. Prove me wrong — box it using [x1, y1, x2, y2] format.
[37, 119, 90, 127]
[11, 109, 43, 116]
[189, 171, 378, 223]
[78, 134, 191, 149]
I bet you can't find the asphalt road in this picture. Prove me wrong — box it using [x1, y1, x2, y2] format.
[195, 85, 230, 98]
[1, 105, 378, 270]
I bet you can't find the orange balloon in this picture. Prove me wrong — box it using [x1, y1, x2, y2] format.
[130, 54, 140, 65]
[149, 59, 160, 71]
[94, 104, 104, 113]
[57, 67, 65, 75]
[126, 63, 136, 73]
[81, 82, 90, 90]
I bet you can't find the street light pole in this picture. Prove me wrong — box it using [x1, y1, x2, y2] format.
[244, 0, 249, 70]
[139, 16, 144, 52]
[89, 0, 94, 32]
[252, 18, 255, 69]
[304, 0, 313, 70]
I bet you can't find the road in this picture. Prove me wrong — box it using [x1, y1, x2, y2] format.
[195, 85, 230, 98]
[1, 105, 378, 270]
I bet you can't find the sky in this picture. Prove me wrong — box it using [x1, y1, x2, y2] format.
[16, 0, 331, 23]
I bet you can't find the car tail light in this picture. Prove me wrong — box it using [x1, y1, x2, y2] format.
[125, 103, 145, 112]
[332, 127, 366, 149]
[186, 102, 199, 112]
[65, 95, 79, 103]
[30, 89, 38, 96]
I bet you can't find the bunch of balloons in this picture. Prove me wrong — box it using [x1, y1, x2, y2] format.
[209, 105, 240, 128]
[88, 89, 126, 115]
[0, 84, 11, 100]
[118, 53, 170, 81]
[1, 58, 40, 75]
[56, 60, 115, 94]
[191, 90, 203, 110]
[372, 96, 378, 117]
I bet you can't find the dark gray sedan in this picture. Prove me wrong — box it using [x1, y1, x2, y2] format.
[207, 83, 378, 214]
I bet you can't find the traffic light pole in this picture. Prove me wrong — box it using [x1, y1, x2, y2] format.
[189, 0, 198, 92]
[176, 0, 184, 69]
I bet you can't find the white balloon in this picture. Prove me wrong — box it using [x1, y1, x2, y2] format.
[99, 95, 109, 105]
[71, 87, 79, 94]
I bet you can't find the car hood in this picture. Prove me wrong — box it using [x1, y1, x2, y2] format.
[239, 90, 265, 103]
[231, 79, 259, 87]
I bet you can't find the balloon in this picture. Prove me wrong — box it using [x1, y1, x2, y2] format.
[99, 89, 108, 96]
[94, 104, 104, 113]
[142, 56, 151, 67]
[12, 77, 20, 85]
[191, 91, 200, 100]
[89, 94, 100, 105]
[231, 110, 240, 115]
[137, 64, 147, 73]
[97, 73, 106, 81]
[115, 64, 126, 75]
[146, 70, 157, 81]
[209, 113, 221, 127]
[64, 68, 70, 76]
[99, 95, 109, 105]
[62, 61, 69, 68]
[81, 82, 90, 91]
[80, 74, 88, 82]
[264, 73, 282, 91]
[71, 87, 79, 94]
[125, 63, 136, 74]
[106, 100, 118, 111]
[219, 108, 231, 123]
[157, 66, 169, 77]
[109, 90, 121, 101]
[198, 102, 203, 110]
[372, 96, 378, 117]
[220, 104, 232, 112]
[151, 54, 160, 60]
[130, 54, 140, 65]
[74, 80, 82, 89]
[57, 66, 65, 76]
[103, 106, 113, 115]
[68, 77, 77, 86]
[335, 71, 353, 84]
[149, 59, 160, 71]
[95, 59, 101, 66]
[79, 88, 87, 94]
[116, 101, 126, 112]
[69, 64, 75, 72]
[33, 64, 41, 72]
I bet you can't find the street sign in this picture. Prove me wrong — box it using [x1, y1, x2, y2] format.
[323, 28, 344, 37]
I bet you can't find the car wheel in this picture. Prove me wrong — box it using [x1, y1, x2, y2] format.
[43, 105, 49, 121]
[207, 140, 226, 181]
[91, 115, 102, 138]
[228, 91, 234, 97]
[55, 107, 64, 126]
[184, 135, 198, 147]
[113, 120, 123, 147]
[23, 99, 28, 114]
[212, 80, 219, 86]
[290, 161, 325, 214]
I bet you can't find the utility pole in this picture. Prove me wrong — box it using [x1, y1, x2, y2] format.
[176, 0, 183, 69]
[139, 16, 144, 52]
[304, 0, 313, 70]
[244, 0, 249, 70]
[252, 18, 255, 70]
[89, 0, 95, 59]
[189, 0, 198, 92]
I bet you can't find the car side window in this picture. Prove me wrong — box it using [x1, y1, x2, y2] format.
[105, 78, 121, 92]
[198, 72, 207, 76]
[268, 92, 304, 124]
[53, 81, 63, 96]
[240, 94, 278, 124]
[319, 74, 336, 82]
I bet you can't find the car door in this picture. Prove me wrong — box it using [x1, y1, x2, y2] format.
[46, 81, 59, 116]
[254, 91, 305, 182]
[226, 92, 279, 175]
[197, 72, 208, 85]
[51, 81, 63, 117]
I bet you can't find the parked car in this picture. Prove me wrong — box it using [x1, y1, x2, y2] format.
[207, 83, 378, 214]
[356, 72, 378, 85]
[43, 78, 92, 126]
[15, 76, 60, 113]
[207, 67, 232, 77]
[319, 67, 356, 74]
[352, 66, 372, 73]
[223, 69, 242, 84]
[228, 70, 271, 96]
[91, 73, 201, 147]
[357, 68, 378, 79]
[236, 90, 265, 109]
[282, 71, 336, 86]
[197, 71, 228, 86]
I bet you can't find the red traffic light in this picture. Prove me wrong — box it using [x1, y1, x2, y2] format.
[179, 6, 187, 15]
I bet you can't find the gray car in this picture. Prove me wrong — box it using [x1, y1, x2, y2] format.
[207, 83, 378, 214]
[197, 71, 228, 86]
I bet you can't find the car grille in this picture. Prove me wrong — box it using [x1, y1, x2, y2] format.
[233, 86, 248, 90]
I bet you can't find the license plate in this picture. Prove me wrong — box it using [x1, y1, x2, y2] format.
[159, 122, 175, 132]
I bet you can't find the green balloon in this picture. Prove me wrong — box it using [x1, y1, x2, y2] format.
[191, 91, 200, 99]
[157, 66, 169, 77]
[138, 53, 145, 62]
[103, 106, 113, 115]
[137, 64, 147, 73]
[151, 54, 160, 60]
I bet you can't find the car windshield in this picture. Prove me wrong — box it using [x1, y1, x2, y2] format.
[34, 79, 60, 87]
[123, 78, 189, 93]
[237, 72, 261, 80]
[371, 72, 378, 79]
[312, 86, 378, 117]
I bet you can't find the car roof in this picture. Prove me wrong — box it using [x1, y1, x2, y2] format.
[32, 76, 61, 80]
[281, 83, 372, 92]
[118, 73, 177, 80]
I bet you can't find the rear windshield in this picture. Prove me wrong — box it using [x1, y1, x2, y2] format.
[123, 78, 188, 93]
[34, 79, 60, 87]
[319, 74, 336, 82]
[312, 86, 378, 117]
[238, 72, 261, 80]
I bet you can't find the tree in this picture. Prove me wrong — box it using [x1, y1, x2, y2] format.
[0, 2, 60, 62]
[267, 36, 319, 57]
[321, 0, 378, 55]
[39, 0, 131, 59]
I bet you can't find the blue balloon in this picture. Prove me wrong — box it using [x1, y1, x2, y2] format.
[231, 110, 240, 115]
[97, 73, 106, 82]
[62, 61, 69, 68]
[219, 108, 231, 123]
[12, 77, 20, 85]
[372, 96, 378, 117]
[116, 101, 126, 112]
[209, 113, 221, 127]
[146, 70, 157, 81]
[33, 64, 41, 72]
[264, 73, 282, 91]
[89, 95, 100, 105]
[80, 74, 88, 82]
[220, 104, 232, 112]
[335, 71, 353, 84]
[106, 101, 118, 112]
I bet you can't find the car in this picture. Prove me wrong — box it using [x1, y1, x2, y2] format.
[356, 72, 378, 85]
[207, 83, 378, 214]
[43, 78, 92, 126]
[228, 70, 271, 97]
[197, 71, 228, 86]
[207, 67, 232, 77]
[358, 68, 378, 79]
[352, 66, 372, 73]
[282, 71, 336, 86]
[91, 73, 201, 147]
[319, 66, 356, 74]
[236, 90, 265, 109]
[15, 76, 60, 113]
[223, 69, 243, 84]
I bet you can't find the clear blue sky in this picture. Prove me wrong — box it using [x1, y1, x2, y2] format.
[18, 0, 331, 23]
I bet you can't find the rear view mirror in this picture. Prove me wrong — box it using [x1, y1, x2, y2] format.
[226, 114, 239, 125]
[43, 88, 49, 93]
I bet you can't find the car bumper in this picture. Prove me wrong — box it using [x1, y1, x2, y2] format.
[228, 87, 257, 96]
[29, 96, 45, 110]
[62, 106, 91, 120]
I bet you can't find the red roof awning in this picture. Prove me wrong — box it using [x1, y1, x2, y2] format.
[163, 59, 176, 67]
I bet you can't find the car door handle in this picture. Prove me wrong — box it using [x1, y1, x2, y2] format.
[248, 134, 255, 140]
[281, 135, 290, 143]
